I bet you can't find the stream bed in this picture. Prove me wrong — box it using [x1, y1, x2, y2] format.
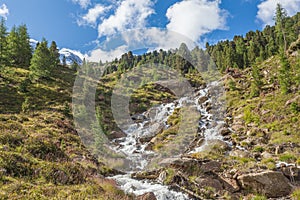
[110, 82, 226, 199]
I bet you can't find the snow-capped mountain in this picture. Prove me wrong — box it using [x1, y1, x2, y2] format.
[59, 48, 84, 66]
[30, 39, 84, 65]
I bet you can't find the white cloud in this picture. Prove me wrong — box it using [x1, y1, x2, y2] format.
[257, 0, 300, 26]
[166, 0, 227, 41]
[72, 0, 91, 9]
[87, 45, 128, 62]
[0, 4, 9, 19]
[97, 0, 154, 37]
[86, 28, 198, 62]
[81, 0, 226, 62]
[78, 4, 110, 27]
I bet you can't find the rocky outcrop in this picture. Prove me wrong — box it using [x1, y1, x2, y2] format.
[237, 171, 293, 198]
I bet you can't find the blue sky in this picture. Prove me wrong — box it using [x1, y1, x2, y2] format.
[1, 0, 300, 62]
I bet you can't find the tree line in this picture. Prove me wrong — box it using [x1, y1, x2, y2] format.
[206, 4, 299, 72]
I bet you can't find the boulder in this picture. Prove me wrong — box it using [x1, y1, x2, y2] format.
[136, 192, 157, 200]
[280, 165, 300, 182]
[219, 127, 231, 136]
[132, 171, 159, 180]
[139, 135, 154, 143]
[200, 161, 222, 173]
[195, 177, 223, 191]
[229, 150, 250, 158]
[198, 96, 208, 104]
[237, 171, 292, 198]
[131, 114, 146, 122]
[109, 131, 126, 139]
[219, 176, 240, 193]
[261, 152, 273, 159]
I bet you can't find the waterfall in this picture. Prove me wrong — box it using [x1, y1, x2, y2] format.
[110, 81, 226, 199]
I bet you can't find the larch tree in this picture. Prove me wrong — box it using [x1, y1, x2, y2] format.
[275, 3, 288, 53]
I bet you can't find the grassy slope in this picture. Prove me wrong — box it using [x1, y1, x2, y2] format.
[0, 65, 132, 199]
[225, 54, 300, 161]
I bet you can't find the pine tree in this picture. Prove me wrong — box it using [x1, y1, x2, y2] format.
[6, 26, 19, 66]
[29, 39, 54, 81]
[6, 25, 32, 68]
[250, 65, 263, 97]
[17, 25, 32, 67]
[49, 41, 60, 66]
[0, 18, 8, 67]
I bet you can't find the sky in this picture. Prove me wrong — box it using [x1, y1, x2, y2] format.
[0, 0, 300, 62]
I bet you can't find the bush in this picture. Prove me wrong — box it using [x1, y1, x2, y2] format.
[25, 138, 67, 162]
[0, 152, 34, 178]
[40, 162, 86, 185]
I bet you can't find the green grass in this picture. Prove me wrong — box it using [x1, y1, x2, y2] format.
[0, 65, 131, 199]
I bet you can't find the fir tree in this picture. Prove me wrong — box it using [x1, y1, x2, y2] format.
[29, 39, 54, 81]
[0, 18, 8, 67]
[49, 41, 60, 66]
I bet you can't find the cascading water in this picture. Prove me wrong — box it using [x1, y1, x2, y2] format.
[110, 82, 226, 199]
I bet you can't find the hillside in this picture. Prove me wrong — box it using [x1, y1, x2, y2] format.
[0, 65, 132, 199]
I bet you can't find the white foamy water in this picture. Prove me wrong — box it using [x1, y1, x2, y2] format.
[111, 81, 226, 199]
[112, 174, 189, 200]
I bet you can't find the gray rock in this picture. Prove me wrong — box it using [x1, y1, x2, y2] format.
[229, 149, 250, 158]
[237, 171, 292, 198]
[200, 161, 222, 173]
[195, 177, 223, 191]
[261, 152, 273, 159]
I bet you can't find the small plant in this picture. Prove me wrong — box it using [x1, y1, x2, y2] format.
[252, 194, 267, 200]
[290, 102, 300, 114]
[279, 153, 297, 162]
[22, 97, 35, 113]
[228, 79, 237, 91]
[63, 101, 72, 118]
[261, 158, 276, 170]
[243, 106, 260, 125]
[163, 168, 176, 185]
[292, 188, 300, 200]
[253, 146, 264, 153]
[18, 78, 31, 93]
